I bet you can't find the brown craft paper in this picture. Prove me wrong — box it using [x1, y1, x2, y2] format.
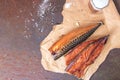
[40, 0, 120, 80]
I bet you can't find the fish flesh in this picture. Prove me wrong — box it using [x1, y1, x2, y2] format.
[65, 36, 108, 78]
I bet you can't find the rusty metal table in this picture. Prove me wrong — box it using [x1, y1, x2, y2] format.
[0, 0, 120, 80]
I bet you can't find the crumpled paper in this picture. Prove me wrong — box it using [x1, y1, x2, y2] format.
[40, 0, 120, 80]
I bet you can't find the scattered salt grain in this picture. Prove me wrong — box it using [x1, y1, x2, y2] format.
[65, 3, 72, 9]
[38, 28, 41, 31]
[19, 10, 23, 13]
[40, 27, 44, 32]
[31, 19, 35, 21]
[35, 22, 39, 28]
[25, 25, 28, 28]
[37, 0, 49, 18]
[24, 35, 29, 39]
[30, 13, 33, 16]
[16, 16, 20, 18]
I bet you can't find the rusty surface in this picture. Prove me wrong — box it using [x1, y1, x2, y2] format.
[0, 0, 120, 80]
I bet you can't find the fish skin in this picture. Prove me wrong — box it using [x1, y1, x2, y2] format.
[49, 23, 102, 60]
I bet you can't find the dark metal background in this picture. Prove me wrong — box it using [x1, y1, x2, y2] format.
[0, 0, 119, 80]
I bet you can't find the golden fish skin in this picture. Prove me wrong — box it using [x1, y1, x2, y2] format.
[49, 23, 102, 60]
